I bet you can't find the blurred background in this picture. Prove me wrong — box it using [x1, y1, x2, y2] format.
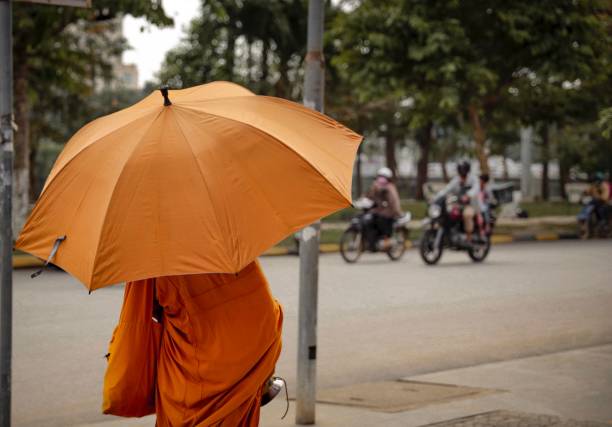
[11, 0, 612, 235]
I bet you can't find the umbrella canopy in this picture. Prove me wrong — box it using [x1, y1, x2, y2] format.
[16, 82, 362, 291]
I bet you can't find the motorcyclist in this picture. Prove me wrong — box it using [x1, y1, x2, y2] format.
[588, 172, 610, 223]
[435, 161, 477, 243]
[473, 173, 496, 238]
[365, 167, 402, 250]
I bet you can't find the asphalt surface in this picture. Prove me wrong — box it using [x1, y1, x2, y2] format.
[11, 240, 612, 426]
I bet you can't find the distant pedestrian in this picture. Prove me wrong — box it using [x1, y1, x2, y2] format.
[588, 172, 610, 222]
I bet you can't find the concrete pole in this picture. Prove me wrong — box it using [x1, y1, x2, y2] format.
[520, 127, 533, 202]
[0, 1, 13, 426]
[297, 0, 324, 424]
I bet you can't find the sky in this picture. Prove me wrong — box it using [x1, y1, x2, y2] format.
[122, 0, 200, 87]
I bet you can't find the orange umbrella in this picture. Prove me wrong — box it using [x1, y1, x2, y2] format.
[15, 82, 362, 291]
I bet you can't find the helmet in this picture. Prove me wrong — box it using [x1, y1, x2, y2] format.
[377, 167, 393, 179]
[457, 161, 471, 177]
[479, 173, 490, 183]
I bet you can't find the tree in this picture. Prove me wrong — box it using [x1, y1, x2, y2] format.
[331, 0, 611, 182]
[157, 0, 307, 100]
[12, 0, 172, 232]
[332, 0, 464, 199]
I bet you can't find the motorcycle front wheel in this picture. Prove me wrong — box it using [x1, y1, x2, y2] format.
[468, 236, 491, 262]
[420, 229, 443, 265]
[387, 228, 409, 261]
[340, 228, 363, 263]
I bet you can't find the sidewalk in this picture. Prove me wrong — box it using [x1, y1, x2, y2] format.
[78, 345, 612, 427]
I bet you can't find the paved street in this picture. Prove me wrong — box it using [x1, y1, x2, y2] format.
[11, 240, 612, 426]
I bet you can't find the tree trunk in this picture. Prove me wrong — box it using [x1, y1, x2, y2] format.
[225, 31, 235, 78]
[441, 160, 449, 182]
[559, 161, 569, 200]
[502, 153, 509, 180]
[13, 61, 30, 234]
[261, 39, 269, 85]
[439, 138, 449, 183]
[540, 124, 550, 200]
[275, 58, 290, 99]
[384, 126, 398, 178]
[246, 38, 253, 83]
[355, 143, 363, 198]
[468, 104, 489, 174]
[415, 122, 433, 200]
[29, 142, 38, 200]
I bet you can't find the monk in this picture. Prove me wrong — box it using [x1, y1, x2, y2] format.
[102, 261, 283, 426]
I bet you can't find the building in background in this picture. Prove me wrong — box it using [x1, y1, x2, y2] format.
[89, 15, 140, 92]
[113, 62, 139, 90]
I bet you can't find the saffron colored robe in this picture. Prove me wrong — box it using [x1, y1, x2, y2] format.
[102, 261, 283, 426]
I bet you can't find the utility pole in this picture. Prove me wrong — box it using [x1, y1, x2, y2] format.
[0, 1, 14, 426]
[520, 127, 533, 202]
[297, 0, 324, 424]
[0, 4, 89, 425]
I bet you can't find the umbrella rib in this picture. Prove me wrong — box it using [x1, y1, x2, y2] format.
[176, 105, 356, 207]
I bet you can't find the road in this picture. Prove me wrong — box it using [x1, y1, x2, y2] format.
[11, 240, 612, 426]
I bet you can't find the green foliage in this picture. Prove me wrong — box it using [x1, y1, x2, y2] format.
[13, 0, 172, 198]
[557, 123, 612, 176]
[599, 107, 612, 140]
[332, 0, 611, 167]
[157, 0, 308, 99]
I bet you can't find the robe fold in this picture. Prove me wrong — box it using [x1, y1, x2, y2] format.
[102, 261, 283, 426]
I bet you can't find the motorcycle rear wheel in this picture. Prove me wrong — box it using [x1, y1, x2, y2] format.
[387, 228, 409, 261]
[420, 229, 443, 265]
[340, 229, 363, 263]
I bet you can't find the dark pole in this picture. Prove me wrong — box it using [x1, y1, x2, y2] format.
[0, 1, 14, 426]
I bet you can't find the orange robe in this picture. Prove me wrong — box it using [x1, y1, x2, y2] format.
[102, 261, 283, 426]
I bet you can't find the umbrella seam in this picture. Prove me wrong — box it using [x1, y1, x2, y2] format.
[41, 108, 161, 196]
[178, 95, 361, 201]
[89, 109, 166, 290]
[169, 109, 236, 272]
[175, 105, 357, 207]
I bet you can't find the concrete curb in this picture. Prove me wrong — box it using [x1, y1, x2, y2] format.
[257, 231, 580, 258]
[11, 232, 582, 268]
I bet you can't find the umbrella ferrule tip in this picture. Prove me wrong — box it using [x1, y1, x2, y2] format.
[160, 86, 172, 106]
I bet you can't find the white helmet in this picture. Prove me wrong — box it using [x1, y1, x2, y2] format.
[377, 167, 393, 179]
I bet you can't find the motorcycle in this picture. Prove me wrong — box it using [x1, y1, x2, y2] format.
[577, 195, 611, 239]
[419, 195, 495, 265]
[339, 197, 412, 263]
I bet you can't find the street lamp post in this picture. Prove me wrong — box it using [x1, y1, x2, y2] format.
[296, 0, 325, 425]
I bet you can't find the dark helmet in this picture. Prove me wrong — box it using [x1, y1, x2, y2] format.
[457, 161, 471, 178]
[479, 173, 490, 183]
